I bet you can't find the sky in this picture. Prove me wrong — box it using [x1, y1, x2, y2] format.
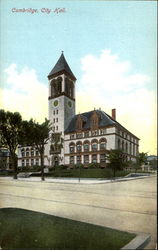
[0, 0, 157, 155]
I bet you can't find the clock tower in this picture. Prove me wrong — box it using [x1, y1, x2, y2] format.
[48, 52, 76, 134]
[47, 52, 76, 165]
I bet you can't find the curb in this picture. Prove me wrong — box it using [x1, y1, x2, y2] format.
[14, 175, 156, 185]
[121, 233, 151, 250]
[0, 175, 156, 185]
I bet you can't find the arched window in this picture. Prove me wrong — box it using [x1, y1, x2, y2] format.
[133, 144, 135, 156]
[125, 142, 128, 153]
[21, 148, 25, 157]
[91, 139, 98, 151]
[83, 140, 90, 152]
[129, 143, 132, 154]
[35, 149, 39, 156]
[35, 158, 39, 166]
[76, 141, 82, 152]
[51, 78, 62, 97]
[69, 81, 74, 98]
[69, 142, 75, 153]
[51, 79, 56, 97]
[99, 138, 107, 150]
[118, 139, 120, 149]
[26, 148, 29, 157]
[65, 78, 70, 96]
[57, 77, 62, 94]
[65, 78, 74, 98]
[31, 148, 34, 156]
[122, 141, 124, 151]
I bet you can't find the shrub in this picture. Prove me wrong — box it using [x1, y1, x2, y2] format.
[18, 165, 42, 172]
[75, 164, 84, 169]
[88, 163, 99, 169]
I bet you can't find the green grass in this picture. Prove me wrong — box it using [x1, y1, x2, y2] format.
[0, 208, 136, 250]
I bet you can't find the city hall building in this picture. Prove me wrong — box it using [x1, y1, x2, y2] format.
[18, 53, 139, 168]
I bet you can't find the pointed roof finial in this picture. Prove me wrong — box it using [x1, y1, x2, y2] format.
[61, 50, 64, 54]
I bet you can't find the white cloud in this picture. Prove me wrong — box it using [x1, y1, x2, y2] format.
[77, 50, 156, 155]
[1, 64, 48, 122]
[79, 50, 150, 93]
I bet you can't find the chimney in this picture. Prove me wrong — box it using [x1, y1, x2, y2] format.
[112, 109, 116, 120]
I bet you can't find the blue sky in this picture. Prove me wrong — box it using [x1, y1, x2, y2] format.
[0, 0, 156, 87]
[0, 0, 157, 154]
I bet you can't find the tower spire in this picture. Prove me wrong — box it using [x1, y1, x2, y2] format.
[48, 52, 76, 80]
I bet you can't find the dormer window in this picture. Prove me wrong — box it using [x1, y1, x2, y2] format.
[91, 111, 100, 130]
[76, 115, 83, 131]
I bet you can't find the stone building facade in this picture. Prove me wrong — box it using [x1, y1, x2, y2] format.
[18, 53, 139, 168]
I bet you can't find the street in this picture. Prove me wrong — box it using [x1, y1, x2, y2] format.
[0, 176, 157, 249]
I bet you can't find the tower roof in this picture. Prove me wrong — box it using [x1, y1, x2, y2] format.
[48, 52, 76, 80]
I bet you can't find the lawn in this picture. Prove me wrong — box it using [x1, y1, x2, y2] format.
[31, 168, 130, 178]
[0, 208, 136, 250]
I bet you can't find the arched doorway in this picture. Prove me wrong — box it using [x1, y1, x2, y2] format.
[51, 155, 59, 168]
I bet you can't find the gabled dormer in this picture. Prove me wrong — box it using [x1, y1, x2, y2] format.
[91, 110, 100, 130]
[76, 114, 84, 131]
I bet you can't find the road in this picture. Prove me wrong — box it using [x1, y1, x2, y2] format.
[0, 176, 157, 249]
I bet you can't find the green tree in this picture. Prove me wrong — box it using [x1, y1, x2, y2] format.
[0, 110, 23, 179]
[126, 160, 140, 173]
[107, 149, 126, 178]
[132, 162, 140, 173]
[149, 159, 157, 170]
[22, 119, 52, 181]
[137, 152, 148, 166]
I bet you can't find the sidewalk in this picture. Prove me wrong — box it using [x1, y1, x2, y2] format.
[0, 174, 155, 184]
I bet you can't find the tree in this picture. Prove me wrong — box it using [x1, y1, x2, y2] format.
[0, 110, 23, 179]
[132, 162, 140, 173]
[107, 149, 126, 178]
[149, 158, 157, 170]
[137, 152, 148, 166]
[22, 119, 52, 181]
